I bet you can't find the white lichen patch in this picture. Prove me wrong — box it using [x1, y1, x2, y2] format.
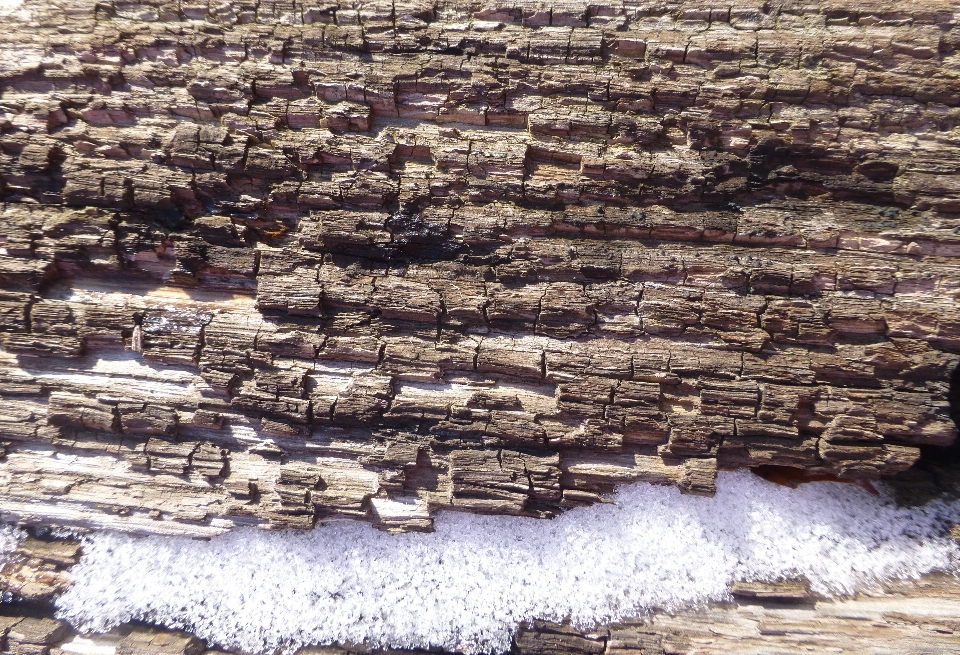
[56, 471, 960, 655]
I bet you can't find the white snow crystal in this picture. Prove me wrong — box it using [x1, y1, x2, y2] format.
[55, 471, 960, 654]
[0, 524, 24, 559]
[0, 524, 26, 599]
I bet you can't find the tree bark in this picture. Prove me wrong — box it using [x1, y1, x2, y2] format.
[1, 0, 959, 650]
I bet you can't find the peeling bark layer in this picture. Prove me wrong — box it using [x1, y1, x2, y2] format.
[0, 0, 959, 539]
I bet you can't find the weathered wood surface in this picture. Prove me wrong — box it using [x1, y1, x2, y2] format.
[2, 2, 960, 652]
[1, 0, 959, 539]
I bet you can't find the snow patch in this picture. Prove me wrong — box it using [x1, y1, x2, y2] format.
[0, 524, 24, 560]
[56, 471, 960, 654]
[59, 635, 120, 655]
[0, 524, 26, 600]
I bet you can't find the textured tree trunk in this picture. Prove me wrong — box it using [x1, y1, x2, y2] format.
[0, 0, 959, 651]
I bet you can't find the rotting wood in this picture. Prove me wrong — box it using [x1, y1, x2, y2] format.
[1, 0, 959, 537]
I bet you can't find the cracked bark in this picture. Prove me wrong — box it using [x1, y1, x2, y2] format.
[1, 0, 960, 652]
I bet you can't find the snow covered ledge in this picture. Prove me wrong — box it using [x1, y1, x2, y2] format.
[37, 471, 960, 655]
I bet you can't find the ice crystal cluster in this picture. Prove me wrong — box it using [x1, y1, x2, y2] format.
[0, 524, 24, 564]
[0, 525, 25, 602]
[57, 472, 960, 654]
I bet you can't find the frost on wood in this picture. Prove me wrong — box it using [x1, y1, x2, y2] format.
[55, 472, 960, 654]
[0, 525, 24, 567]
